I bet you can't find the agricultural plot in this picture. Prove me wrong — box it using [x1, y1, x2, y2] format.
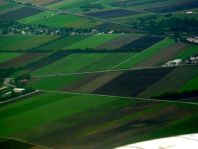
[0, 35, 59, 51]
[0, 6, 43, 21]
[25, 51, 70, 71]
[0, 92, 197, 149]
[0, 53, 22, 64]
[146, 1, 198, 13]
[16, 0, 62, 6]
[176, 45, 198, 60]
[66, 34, 120, 49]
[0, 1, 22, 14]
[30, 14, 101, 28]
[113, 38, 176, 69]
[138, 65, 198, 98]
[30, 53, 136, 76]
[37, 35, 87, 51]
[85, 9, 144, 19]
[96, 34, 143, 50]
[94, 67, 174, 97]
[0, 52, 47, 69]
[18, 10, 57, 24]
[119, 35, 164, 51]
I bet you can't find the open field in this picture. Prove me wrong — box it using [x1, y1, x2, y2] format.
[138, 65, 198, 98]
[0, 52, 48, 69]
[0, 53, 22, 64]
[30, 53, 136, 76]
[113, 38, 176, 69]
[0, 35, 59, 51]
[1, 0, 198, 148]
[28, 65, 198, 101]
[0, 1, 22, 14]
[30, 14, 101, 28]
[66, 34, 120, 49]
[85, 9, 144, 19]
[146, 1, 198, 13]
[0, 92, 197, 148]
[0, 6, 43, 21]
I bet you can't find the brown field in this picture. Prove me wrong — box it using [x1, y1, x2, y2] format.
[96, 34, 142, 50]
[0, 53, 47, 68]
[137, 66, 198, 98]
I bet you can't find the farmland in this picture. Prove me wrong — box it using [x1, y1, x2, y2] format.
[0, 0, 198, 148]
[0, 92, 197, 149]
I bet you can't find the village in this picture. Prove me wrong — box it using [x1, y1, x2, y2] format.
[0, 21, 114, 36]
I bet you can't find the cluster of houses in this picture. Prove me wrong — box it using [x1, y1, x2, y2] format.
[164, 55, 198, 67]
[0, 21, 115, 35]
[187, 37, 198, 44]
[0, 86, 25, 98]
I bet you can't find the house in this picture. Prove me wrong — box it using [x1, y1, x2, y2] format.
[164, 59, 183, 66]
[13, 88, 25, 93]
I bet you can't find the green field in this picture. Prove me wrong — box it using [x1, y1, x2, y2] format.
[30, 14, 101, 28]
[66, 34, 120, 49]
[114, 38, 176, 69]
[0, 35, 59, 51]
[0, 92, 197, 148]
[0, 53, 21, 63]
[0, 1, 21, 13]
[31, 53, 136, 76]
[18, 11, 57, 24]
[37, 35, 87, 50]
[176, 45, 198, 60]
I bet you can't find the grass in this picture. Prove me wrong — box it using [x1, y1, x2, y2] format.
[114, 38, 176, 69]
[66, 34, 120, 49]
[0, 53, 21, 63]
[0, 35, 59, 51]
[30, 14, 100, 28]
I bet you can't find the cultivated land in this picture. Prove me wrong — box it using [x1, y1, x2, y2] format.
[0, 0, 198, 148]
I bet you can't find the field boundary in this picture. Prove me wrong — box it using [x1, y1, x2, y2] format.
[32, 64, 198, 78]
[38, 89, 198, 106]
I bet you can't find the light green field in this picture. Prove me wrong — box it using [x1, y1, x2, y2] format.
[31, 53, 136, 76]
[18, 11, 57, 24]
[0, 53, 21, 63]
[114, 38, 176, 69]
[37, 35, 87, 50]
[0, 35, 59, 51]
[30, 14, 100, 28]
[176, 45, 198, 60]
[66, 34, 120, 49]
